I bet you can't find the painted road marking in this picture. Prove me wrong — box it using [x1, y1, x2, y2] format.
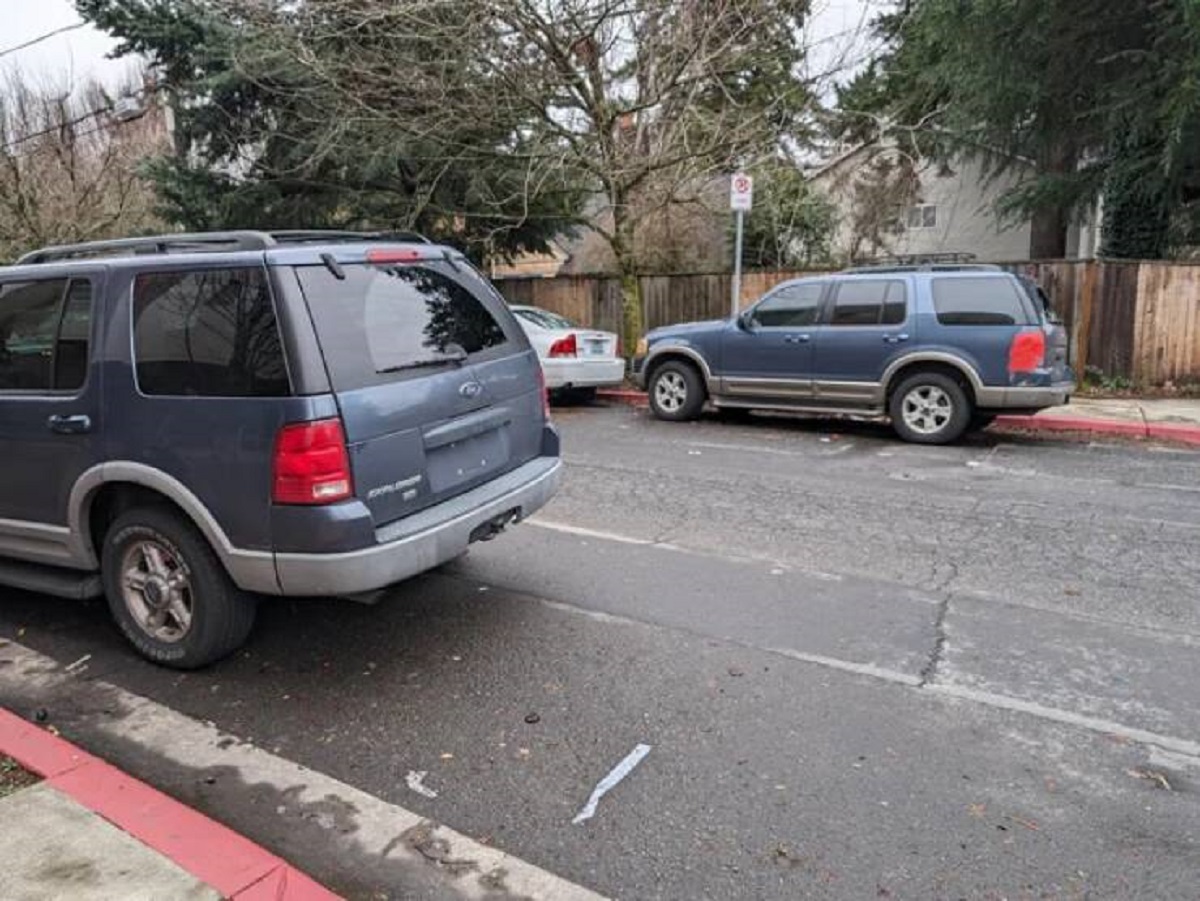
[522, 524, 1200, 765]
[528, 520, 845, 582]
[572, 744, 652, 825]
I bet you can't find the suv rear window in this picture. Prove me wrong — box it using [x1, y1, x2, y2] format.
[296, 263, 514, 390]
[133, 268, 291, 397]
[933, 277, 1030, 326]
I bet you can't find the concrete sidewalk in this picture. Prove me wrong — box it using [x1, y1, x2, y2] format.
[0, 708, 337, 901]
[595, 390, 1200, 446]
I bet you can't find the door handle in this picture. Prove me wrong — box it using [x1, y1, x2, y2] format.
[784, 334, 812, 344]
[47, 414, 92, 435]
[883, 334, 911, 344]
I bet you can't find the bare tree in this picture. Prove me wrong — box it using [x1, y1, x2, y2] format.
[0, 69, 167, 262]
[220, 0, 813, 349]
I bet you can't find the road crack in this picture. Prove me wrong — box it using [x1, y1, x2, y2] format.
[919, 595, 951, 687]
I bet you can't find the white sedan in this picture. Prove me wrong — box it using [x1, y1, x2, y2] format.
[511, 306, 626, 400]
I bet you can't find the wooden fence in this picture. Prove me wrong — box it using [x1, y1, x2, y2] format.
[494, 260, 1200, 386]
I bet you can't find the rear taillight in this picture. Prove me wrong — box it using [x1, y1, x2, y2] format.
[537, 366, 551, 418]
[548, 334, 578, 358]
[1008, 328, 1046, 374]
[272, 419, 354, 505]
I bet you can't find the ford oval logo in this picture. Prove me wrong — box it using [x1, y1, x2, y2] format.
[459, 380, 483, 399]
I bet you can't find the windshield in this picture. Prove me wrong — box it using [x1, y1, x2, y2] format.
[514, 307, 575, 330]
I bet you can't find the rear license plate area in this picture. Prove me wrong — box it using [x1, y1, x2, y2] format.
[427, 428, 510, 493]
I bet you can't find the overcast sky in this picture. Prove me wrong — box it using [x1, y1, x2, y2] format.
[3, 0, 881, 94]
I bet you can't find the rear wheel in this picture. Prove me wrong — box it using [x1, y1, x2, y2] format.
[889, 372, 972, 445]
[101, 507, 257, 669]
[648, 361, 705, 421]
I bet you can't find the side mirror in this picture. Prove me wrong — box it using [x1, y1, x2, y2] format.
[737, 311, 755, 332]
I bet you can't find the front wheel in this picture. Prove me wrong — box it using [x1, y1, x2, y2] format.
[889, 372, 972, 445]
[101, 507, 257, 669]
[648, 361, 706, 421]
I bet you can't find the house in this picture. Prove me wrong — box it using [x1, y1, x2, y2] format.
[808, 142, 1102, 263]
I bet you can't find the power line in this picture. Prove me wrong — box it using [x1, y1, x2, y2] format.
[0, 84, 161, 154]
[0, 23, 88, 60]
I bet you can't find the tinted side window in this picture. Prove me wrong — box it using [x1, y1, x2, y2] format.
[753, 283, 823, 327]
[0, 278, 91, 392]
[296, 263, 514, 391]
[133, 268, 290, 397]
[830, 280, 907, 326]
[933, 277, 1029, 326]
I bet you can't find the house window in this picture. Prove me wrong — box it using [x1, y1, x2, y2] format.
[906, 204, 937, 230]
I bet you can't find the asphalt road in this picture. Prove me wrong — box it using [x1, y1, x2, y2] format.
[2, 405, 1199, 899]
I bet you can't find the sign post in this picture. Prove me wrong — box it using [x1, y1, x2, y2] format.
[729, 172, 753, 318]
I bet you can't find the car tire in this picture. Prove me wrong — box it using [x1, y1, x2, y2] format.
[648, 360, 706, 421]
[889, 372, 972, 445]
[101, 507, 257, 669]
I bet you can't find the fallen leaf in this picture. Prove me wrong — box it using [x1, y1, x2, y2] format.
[1127, 768, 1172, 791]
[1005, 814, 1040, 831]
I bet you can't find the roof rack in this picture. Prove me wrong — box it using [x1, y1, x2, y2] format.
[15, 229, 432, 265]
[270, 229, 431, 245]
[845, 263, 1002, 274]
[844, 252, 1000, 274]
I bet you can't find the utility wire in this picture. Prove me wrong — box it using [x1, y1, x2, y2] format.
[0, 23, 88, 60]
[0, 84, 160, 154]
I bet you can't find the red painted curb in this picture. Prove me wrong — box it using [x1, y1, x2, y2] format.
[1146, 422, 1200, 445]
[597, 388, 648, 406]
[597, 389, 1200, 446]
[992, 414, 1152, 439]
[0, 707, 340, 900]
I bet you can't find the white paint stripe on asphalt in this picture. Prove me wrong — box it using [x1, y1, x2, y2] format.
[1134, 482, 1200, 495]
[764, 648, 922, 687]
[572, 744, 652, 825]
[530, 593, 1200, 766]
[528, 520, 846, 583]
[0, 641, 605, 901]
[928, 684, 1200, 761]
[528, 520, 654, 546]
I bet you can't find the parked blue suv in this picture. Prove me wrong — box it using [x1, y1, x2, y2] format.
[0, 231, 561, 668]
[634, 266, 1073, 444]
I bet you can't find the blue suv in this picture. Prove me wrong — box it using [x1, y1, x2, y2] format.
[0, 231, 561, 668]
[634, 266, 1073, 444]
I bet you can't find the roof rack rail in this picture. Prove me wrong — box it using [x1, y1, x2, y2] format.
[16, 231, 277, 266]
[270, 229, 431, 245]
[16, 228, 433, 265]
[844, 263, 1002, 274]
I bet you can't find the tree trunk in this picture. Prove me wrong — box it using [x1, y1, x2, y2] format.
[1029, 206, 1069, 259]
[1029, 139, 1075, 259]
[610, 207, 643, 359]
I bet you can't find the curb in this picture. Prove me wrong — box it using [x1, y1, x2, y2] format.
[596, 389, 1200, 447]
[0, 706, 339, 900]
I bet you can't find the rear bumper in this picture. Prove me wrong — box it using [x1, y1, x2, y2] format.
[543, 357, 626, 390]
[234, 456, 562, 597]
[976, 382, 1075, 410]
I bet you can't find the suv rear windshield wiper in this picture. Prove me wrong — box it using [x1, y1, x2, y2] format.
[376, 351, 467, 375]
